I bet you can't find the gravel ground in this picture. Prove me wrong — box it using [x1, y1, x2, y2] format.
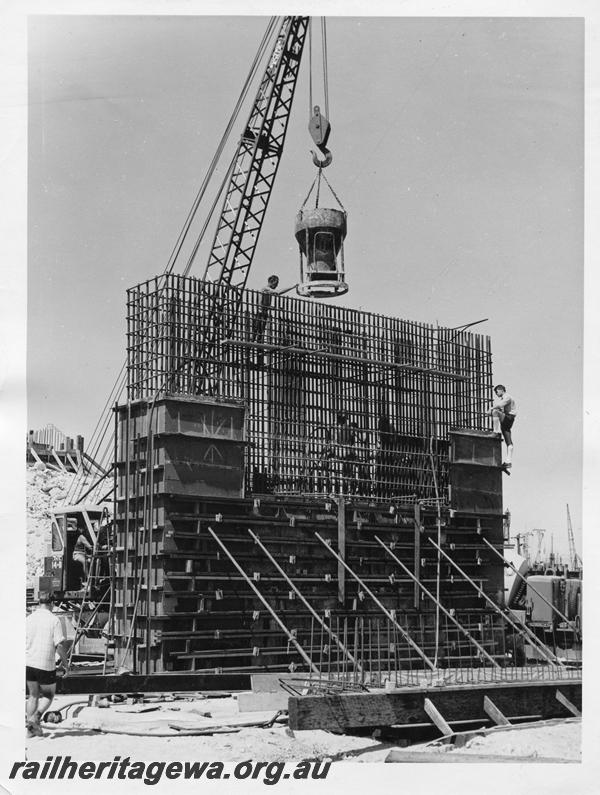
[25, 696, 383, 762]
[24, 696, 580, 763]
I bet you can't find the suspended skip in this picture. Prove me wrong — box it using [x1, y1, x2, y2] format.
[295, 21, 348, 298]
[296, 153, 348, 299]
[296, 204, 348, 298]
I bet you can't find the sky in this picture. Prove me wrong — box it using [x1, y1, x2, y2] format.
[26, 14, 584, 555]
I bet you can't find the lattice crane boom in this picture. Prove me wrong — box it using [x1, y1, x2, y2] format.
[193, 16, 310, 394]
[203, 16, 309, 289]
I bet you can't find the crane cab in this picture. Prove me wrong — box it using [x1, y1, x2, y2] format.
[41, 505, 111, 598]
[295, 207, 348, 298]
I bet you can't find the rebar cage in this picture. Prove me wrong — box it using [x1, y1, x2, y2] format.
[126, 275, 493, 501]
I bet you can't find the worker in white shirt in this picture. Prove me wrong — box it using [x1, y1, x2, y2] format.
[25, 592, 69, 737]
[489, 384, 517, 468]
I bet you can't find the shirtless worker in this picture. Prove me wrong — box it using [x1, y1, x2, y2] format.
[26, 592, 69, 737]
[73, 530, 93, 586]
[489, 384, 517, 469]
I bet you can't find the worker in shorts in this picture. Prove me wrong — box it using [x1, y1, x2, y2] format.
[489, 384, 517, 468]
[26, 591, 68, 737]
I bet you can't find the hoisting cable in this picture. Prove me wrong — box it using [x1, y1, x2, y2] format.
[318, 169, 345, 210]
[67, 392, 123, 504]
[308, 18, 332, 169]
[65, 17, 280, 506]
[182, 149, 238, 278]
[63, 361, 127, 503]
[300, 172, 319, 209]
[64, 372, 126, 504]
[303, 167, 345, 212]
[321, 17, 330, 120]
[166, 15, 280, 277]
[315, 168, 322, 207]
[308, 17, 313, 117]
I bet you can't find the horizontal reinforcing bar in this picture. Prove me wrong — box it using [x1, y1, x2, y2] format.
[222, 339, 470, 381]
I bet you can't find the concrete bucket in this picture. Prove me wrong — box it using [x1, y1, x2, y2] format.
[295, 207, 348, 298]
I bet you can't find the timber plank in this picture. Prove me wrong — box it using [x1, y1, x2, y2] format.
[385, 750, 578, 764]
[483, 695, 510, 726]
[555, 689, 582, 717]
[423, 698, 453, 735]
[57, 672, 250, 695]
[288, 680, 582, 731]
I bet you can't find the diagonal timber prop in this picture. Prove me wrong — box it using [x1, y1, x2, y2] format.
[314, 531, 436, 671]
[373, 535, 500, 669]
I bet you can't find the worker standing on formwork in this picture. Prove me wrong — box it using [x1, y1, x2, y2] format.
[252, 275, 280, 340]
[489, 384, 517, 469]
[252, 275, 298, 365]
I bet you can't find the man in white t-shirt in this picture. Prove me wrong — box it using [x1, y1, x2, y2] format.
[25, 592, 68, 738]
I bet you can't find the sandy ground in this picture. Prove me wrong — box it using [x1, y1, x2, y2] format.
[423, 720, 581, 759]
[369, 719, 582, 762]
[25, 695, 381, 762]
[24, 695, 580, 763]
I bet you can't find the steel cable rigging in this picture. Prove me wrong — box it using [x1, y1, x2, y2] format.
[65, 17, 282, 505]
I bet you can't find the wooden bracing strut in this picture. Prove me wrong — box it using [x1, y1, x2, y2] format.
[207, 526, 320, 673]
[315, 532, 437, 670]
[247, 529, 363, 673]
[373, 535, 500, 668]
[428, 538, 563, 667]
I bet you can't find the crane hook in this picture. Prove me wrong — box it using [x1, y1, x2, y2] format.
[309, 105, 332, 169]
[311, 148, 333, 168]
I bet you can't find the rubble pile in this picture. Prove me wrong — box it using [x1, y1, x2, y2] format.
[26, 462, 79, 584]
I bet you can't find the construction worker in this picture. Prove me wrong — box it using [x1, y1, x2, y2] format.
[251, 274, 281, 367]
[489, 384, 516, 468]
[26, 592, 69, 737]
[324, 412, 357, 493]
[72, 530, 93, 586]
[348, 421, 368, 494]
[252, 275, 280, 344]
[252, 275, 299, 364]
[375, 413, 396, 496]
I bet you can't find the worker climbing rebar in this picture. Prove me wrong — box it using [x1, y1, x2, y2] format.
[489, 384, 517, 470]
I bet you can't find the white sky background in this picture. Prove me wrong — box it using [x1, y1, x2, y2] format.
[27, 14, 583, 554]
